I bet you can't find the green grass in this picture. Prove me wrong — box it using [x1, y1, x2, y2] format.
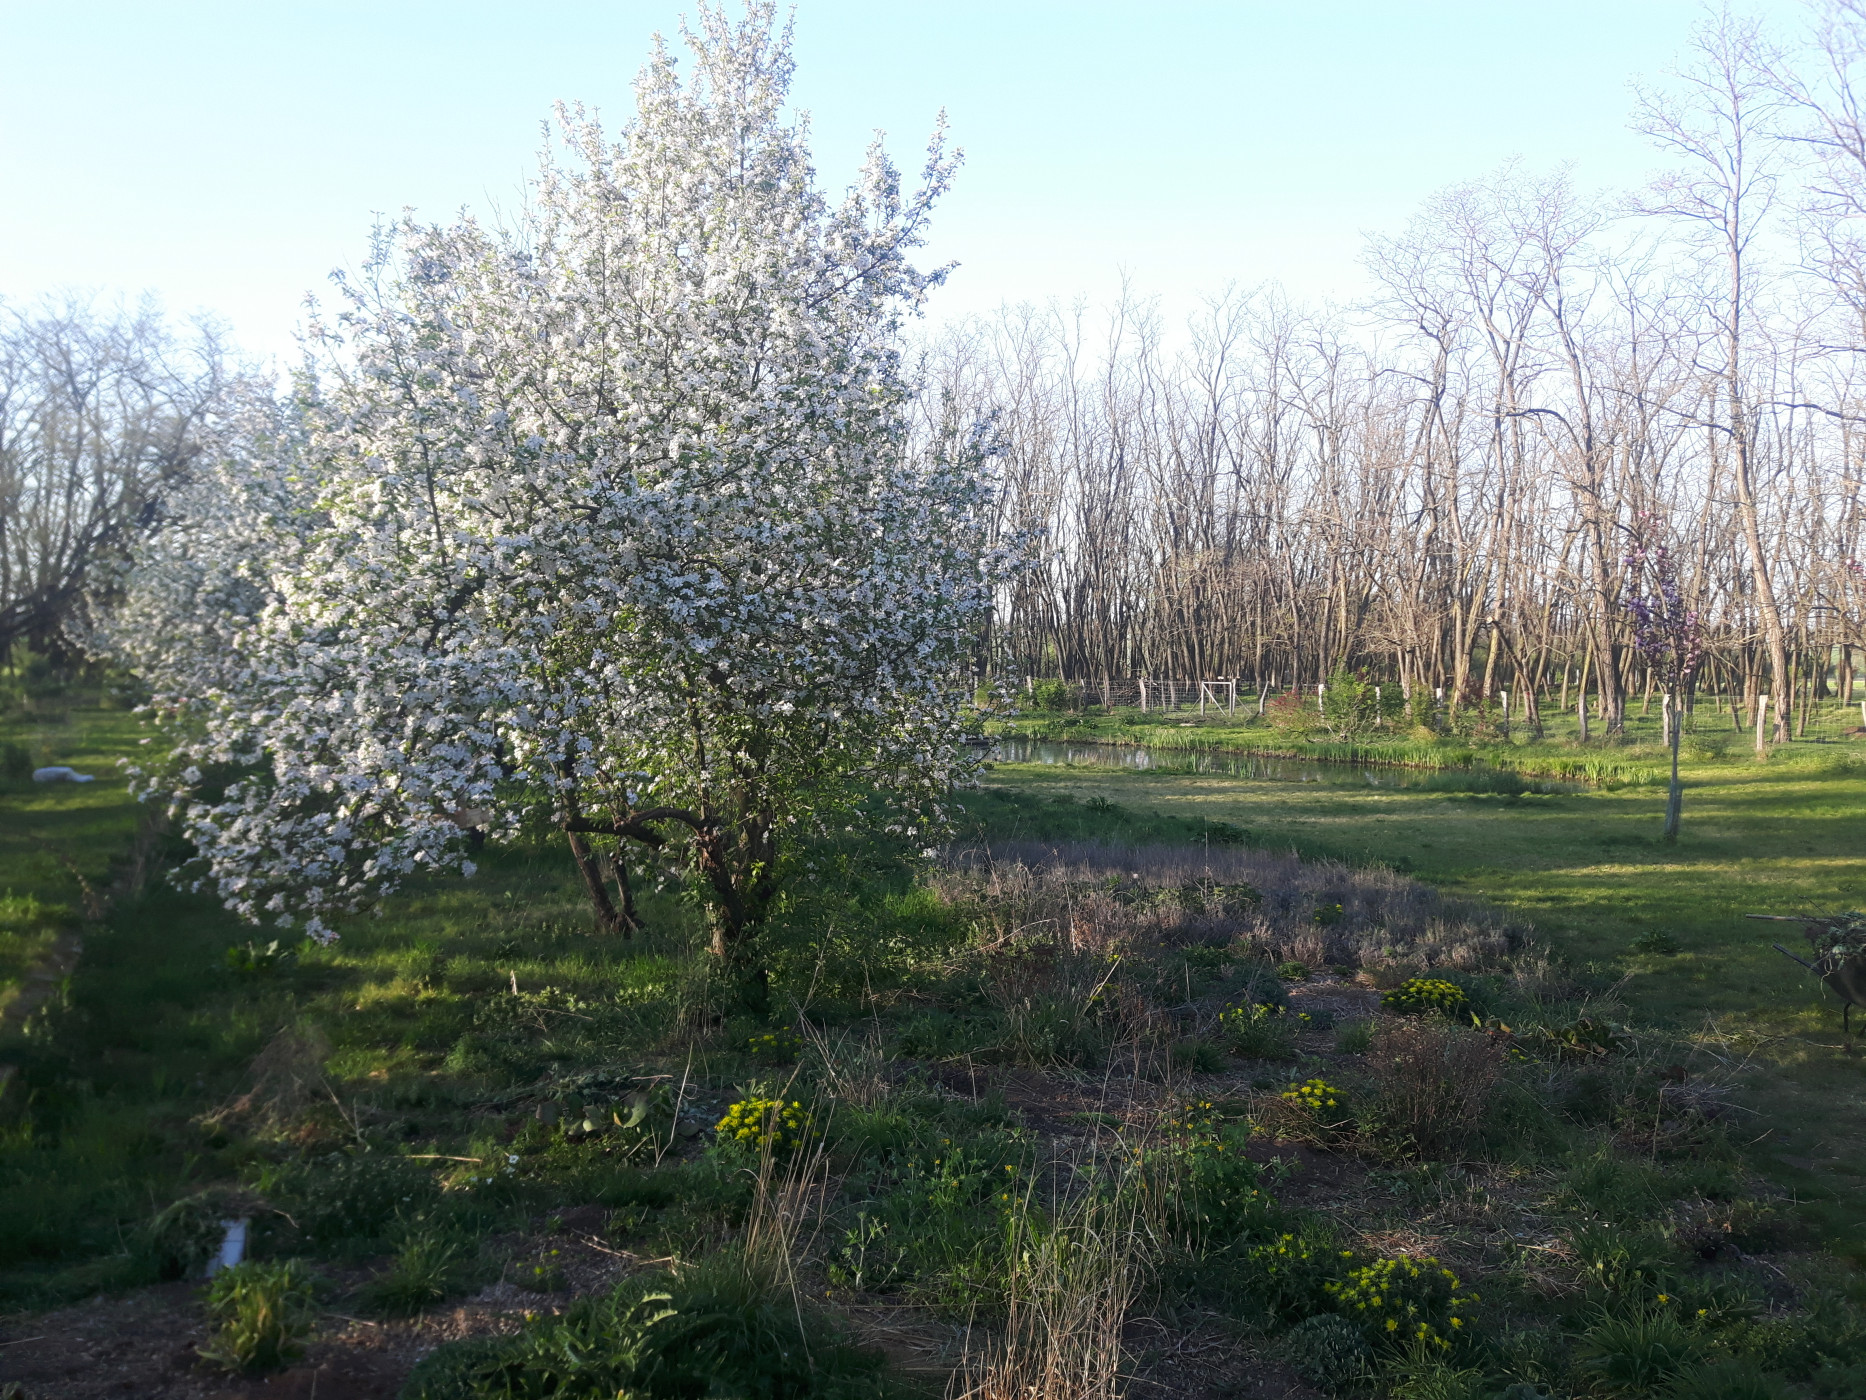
[974, 719, 1866, 1247]
[0, 698, 148, 1019]
[1, 686, 1862, 1400]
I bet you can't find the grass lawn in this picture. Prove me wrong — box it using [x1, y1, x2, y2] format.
[0, 699, 148, 1022]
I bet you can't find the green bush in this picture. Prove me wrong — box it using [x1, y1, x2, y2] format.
[1029, 677, 1074, 711]
[198, 1259, 317, 1374]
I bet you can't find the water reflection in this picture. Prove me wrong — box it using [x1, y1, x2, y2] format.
[988, 737, 1544, 792]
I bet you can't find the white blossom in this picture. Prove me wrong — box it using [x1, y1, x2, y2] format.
[103, 3, 1015, 961]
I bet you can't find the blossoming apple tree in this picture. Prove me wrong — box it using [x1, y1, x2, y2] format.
[109, 3, 1008, 975]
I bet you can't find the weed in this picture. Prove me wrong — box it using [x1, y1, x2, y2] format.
[1280, 1311, 1372, 1391]
[198, 1259, 316, 1374]
[1335, 1019, 1374, 1054]
[743, 1025, 803, 1062]
[357, 1223, 466, 1316]
[1324, 1254, 1476, 1351]
[142, 1190, 235, 1280]
[1565, 1220, 1678, 1300]
[1170, 1037, 1227, 1073]
[1574, 1304, 1707, 1395]
[1275, 1077, 1354, 1142]
[955, 1178, 1140, 1400]
[1238, 1225, 1346, 1320]
[1218, 1002, 1300, 1060]
[1382, 977, 1471, 1018]
[714, 1098, 810, 1154]
[257, 1152, 442, 1252]
[224, 938, 296, 976]
[1633, 929, 1683, 955]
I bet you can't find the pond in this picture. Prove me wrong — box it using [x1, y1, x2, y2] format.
[988, 738, 1566, 794]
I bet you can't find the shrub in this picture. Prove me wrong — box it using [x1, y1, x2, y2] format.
[1029, 677, 1074, 711]
[1381, 977, 1471, 1018]
[1325, 1254, 1476, 1351]
[714, 1098, 810, 1154]
[1265, 691, 1321, 738]
[1363, 1019, 1504, 1159]
[198, 1260, 316, 1374]
[1281, 1312, 1372, 1391]
[1276, 959, 1311, 981]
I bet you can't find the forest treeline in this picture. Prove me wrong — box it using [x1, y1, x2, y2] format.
[930, 8, 1866, 740]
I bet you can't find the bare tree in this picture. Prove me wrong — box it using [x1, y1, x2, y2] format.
[0, 296, 229, 658]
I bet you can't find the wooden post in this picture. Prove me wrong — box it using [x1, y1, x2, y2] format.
[1139, 678, 1148, 712]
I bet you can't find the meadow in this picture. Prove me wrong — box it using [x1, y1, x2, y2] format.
[0, 690, 1863, 1399]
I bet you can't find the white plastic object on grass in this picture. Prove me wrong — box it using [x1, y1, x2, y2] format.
[205, 1218, 248, 1276]
[32, 767, 95, 783]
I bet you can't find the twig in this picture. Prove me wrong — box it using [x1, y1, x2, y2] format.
[405, 1154, 482, 1163]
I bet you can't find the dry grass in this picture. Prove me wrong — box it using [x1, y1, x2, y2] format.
[201, 1022, 331, 1136]
[952, 1174, 1144, 1400]
[937, 840, 1536, 977]
[1362, 1018, 1506, 1159]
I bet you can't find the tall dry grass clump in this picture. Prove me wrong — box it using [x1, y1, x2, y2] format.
[954, 1178, 1145, 1400]
[1363, 1018, 1505, 1159]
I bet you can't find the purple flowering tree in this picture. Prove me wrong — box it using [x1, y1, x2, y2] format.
[1625, 534, 1706, 842]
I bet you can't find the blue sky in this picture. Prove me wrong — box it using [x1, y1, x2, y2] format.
[0, 1, 1768, 360]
